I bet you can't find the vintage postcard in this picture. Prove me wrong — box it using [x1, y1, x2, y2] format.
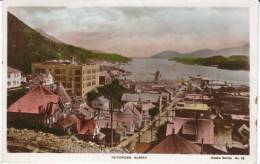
[1, 0, 258, 163]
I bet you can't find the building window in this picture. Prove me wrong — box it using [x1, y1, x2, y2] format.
[75, 70, 81, 75]
[61, 69, 66, 74]
[60, 76, 66, 81]
[92, 81, 96, 85]
[75, 83, 81, 88]
[92, 75, 96, 79]
[74, 77, 80, 81]
[35, 69, 46, 74]
[87, 76, 91, 80]
[55, 69, 60, 74]
[7, 82, 11, 86]
[87, 69, 91, 74]
[8, 74, 10, 78]
[55, 76, 60, 80]
[35, 69, 41, 73]
[92, 69, 96, 73]
[13, 81, 16, 85]
[67, 83, 72, 88]
[87, 82, 91, 86]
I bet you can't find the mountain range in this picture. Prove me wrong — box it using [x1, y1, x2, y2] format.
[151, 43, 249, 59]
[7, 12, 129, 74]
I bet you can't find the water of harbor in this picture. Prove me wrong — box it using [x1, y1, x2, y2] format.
[122, 58, 249, 85]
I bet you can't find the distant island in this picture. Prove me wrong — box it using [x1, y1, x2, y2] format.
[150, 44, 249, 59]
[8, 12, 130, 74]
[169, 55, 249, 70]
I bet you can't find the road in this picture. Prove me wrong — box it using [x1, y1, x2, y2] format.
[115, 88, 184, 149]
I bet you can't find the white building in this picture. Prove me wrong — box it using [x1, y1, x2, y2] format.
[7, 67, 22, 89]
[91, 96, 110, 111]
[30, 72, 56, 91]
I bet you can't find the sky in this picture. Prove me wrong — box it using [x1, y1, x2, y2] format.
[8, 7, 249, 57]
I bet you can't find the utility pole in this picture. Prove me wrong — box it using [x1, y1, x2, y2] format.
[110, 96, 113, 147]
[166, 109, 169, 122]
[158, 113, 161, 126]
[138, 128, 141, 143]
[150, 125, 153, 142]
[151, 122, 154, 143]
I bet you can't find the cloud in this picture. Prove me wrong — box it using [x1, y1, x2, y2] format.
[8, 7, 249, 57]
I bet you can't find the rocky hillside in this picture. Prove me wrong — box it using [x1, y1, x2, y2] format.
[8, 12, 129, 74]
[7, 128, 126, 153]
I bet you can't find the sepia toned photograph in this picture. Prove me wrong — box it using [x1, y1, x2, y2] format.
[3, 2, 257, 162]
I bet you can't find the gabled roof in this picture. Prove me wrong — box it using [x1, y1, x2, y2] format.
[56, 114, 80, 130]
[123, 102, 142, 118]
[184, 94, 210, 100]
[176, 102, 209, 111]
[135, 143, 152, 153]
[113, 111, 134, 124]
[121, 93, 160, 103]
[76, 107, 94, 120]
[148, 135, 201, 154]
[8, 66, 21, 74]
[8, 85, 59, 114]
[55, 82, 71, 103]
[166, 117, 214, 145]
[164, 87, 174, 94]
[79, 119, 96, 135]
[32, 73, 53, 83]
[92, 96, 109, 103]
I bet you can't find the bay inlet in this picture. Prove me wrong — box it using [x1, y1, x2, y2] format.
[123, 58, 249, 85]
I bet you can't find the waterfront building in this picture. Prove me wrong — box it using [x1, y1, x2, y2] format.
[31, 58, 99, 97]
[7, 66, 22, 89]
[154, 70, 161, 82]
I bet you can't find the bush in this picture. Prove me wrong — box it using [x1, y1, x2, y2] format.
[87, 90, 99, 102]
[7, 88, 29, 107]
[149, 107, 159, 118]
[98, 80, 127, 108]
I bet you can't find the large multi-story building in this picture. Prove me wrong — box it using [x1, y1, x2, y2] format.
[7, 66, 22, 89]
[32, 59, 99, 97]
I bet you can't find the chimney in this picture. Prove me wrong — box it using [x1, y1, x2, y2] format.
[71, 56, 75, 64]
[172, 128, 175, 135]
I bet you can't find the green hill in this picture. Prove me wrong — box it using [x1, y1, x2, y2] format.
[169, 55, 249, 70]
[8, 12, 129, 74]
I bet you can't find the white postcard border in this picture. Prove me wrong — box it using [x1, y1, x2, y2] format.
[1, 0, 259, 164]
